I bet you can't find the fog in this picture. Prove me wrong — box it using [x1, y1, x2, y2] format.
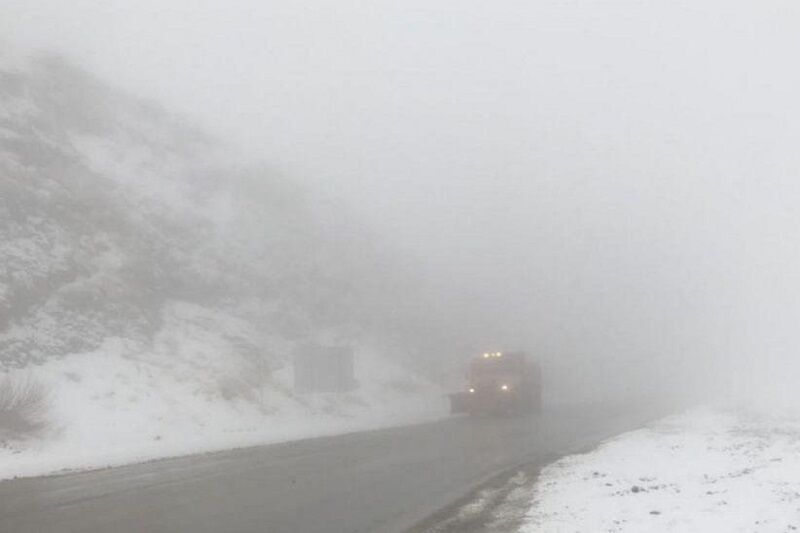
[4, 0, 800, 408]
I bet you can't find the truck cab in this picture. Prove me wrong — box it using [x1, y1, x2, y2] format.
[451, 351, 541, 416]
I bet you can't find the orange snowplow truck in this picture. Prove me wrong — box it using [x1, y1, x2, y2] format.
[449, 351, 542, 416]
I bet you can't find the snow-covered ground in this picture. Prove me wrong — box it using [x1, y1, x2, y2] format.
[0, 331, 448, 482]
[521, 407, 800, 532]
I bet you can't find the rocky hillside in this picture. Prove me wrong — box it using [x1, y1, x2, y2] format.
[0, 52, 382, 370]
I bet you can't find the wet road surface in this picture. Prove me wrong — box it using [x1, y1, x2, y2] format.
[0, 402, 660, 533]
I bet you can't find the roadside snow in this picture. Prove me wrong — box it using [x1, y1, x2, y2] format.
[0, 335, 448, 482]
[521, 407, 800, 532]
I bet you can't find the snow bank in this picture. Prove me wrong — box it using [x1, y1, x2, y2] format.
[522, 407, 800, 532]
[0, 331, 448, 482]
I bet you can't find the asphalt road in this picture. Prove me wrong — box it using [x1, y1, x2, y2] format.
[0, 402, 660, 533]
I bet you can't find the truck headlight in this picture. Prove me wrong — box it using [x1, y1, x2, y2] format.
[469, 388, 475, 394]
[500, 384, 509, 391]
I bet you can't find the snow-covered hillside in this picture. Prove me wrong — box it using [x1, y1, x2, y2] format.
[0, 50, 447, 479]
[521, 408, 800, 532]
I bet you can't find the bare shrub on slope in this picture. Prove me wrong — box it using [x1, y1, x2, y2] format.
[0, 374, 49, 438]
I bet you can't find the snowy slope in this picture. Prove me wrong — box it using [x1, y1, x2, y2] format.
[0, 50, 448, 479]
[0, 52, 356, 367]
[521, 408, 800, 532]
[0, 333, 447, 481]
